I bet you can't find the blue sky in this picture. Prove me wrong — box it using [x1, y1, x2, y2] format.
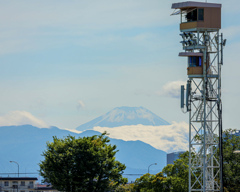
[0, 0, 239, 130]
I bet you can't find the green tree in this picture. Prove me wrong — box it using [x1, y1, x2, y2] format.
[162, 129, 240, 192]
[132, 129, 240, 191]
[162, 152, 189, 192]
[134, 173, 154, 192]
[39, 133, 127, 192]
[134, 172, 169, 192]
[222, 129, 240, 191]
[113, 183, 135, 192]
[151, 172, 170, 192]
[133, 152, 195, 192]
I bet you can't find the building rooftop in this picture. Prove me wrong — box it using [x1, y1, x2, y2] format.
[167, 151, 186, 155]
[0, 177, 38, 181]
[172, 1, 221, 9]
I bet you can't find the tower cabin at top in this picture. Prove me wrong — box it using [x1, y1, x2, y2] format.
[171, 1, 222, 76]
[171, 1, 221, 32]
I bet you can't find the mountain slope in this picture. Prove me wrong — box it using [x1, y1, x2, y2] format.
[0, 125, 166, 181]
[76, 106, 170, 131]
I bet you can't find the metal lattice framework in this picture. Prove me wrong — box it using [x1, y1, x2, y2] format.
[182, 30, 224, 192]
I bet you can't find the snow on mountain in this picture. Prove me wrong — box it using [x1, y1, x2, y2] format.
[76, 106, 170, 131]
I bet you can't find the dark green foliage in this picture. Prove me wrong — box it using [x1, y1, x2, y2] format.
[112, 183, 135, 192]
[222, 129, 240, 192]
[39, 133, 127, 192]
[162, 152, 189, 192]
[130, 129, 240, 192]
[127, 152, 189, 192]
[134, 172, 169, 192]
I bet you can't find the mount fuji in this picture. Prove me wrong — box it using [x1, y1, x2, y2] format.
[76, 106, 170, 131]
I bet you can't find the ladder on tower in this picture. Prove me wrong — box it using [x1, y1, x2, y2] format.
[196, 102, 204, 122]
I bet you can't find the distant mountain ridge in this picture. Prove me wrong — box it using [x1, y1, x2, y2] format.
[0, 125, 166, 182]
[76, 106, 170, 131]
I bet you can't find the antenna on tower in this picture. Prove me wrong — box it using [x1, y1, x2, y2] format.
[180, 85, 184, 109]
[171, 1, 224, 191]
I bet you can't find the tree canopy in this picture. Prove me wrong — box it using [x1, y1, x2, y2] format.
[222, 129, 240, 191]
[161, 129, 240, 192]
[162, 152, 189, 192]
[134, 172, 169, 192]
[130, 129, 240, 192]
[39, 133, 127, 192]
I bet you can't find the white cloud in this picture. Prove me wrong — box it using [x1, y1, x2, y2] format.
[157, 80, 186, 98]
[60, 128, 82, 134]
[94, 121, 189, 153]
[0, 111, 49, 128]
[77, 100, 85, 110]
[0, 0, 177, 55]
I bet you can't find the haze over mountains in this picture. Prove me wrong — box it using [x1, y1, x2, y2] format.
[0, 125, 166, 182]
[76, 106, 170, 131]
[0, 106, 187, 181]
[76, 106, 188, 152]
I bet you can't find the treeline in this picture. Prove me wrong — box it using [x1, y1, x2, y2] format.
[39, 129, 240, 192]
[116, 129, 240, 192]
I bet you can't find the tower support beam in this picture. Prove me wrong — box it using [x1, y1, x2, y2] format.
[171, 2, 225, 191]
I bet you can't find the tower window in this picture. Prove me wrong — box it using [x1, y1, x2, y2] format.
[182, 8, 204, 23]
[188, 56, 202, 67]
[198, 8, 204, 21]
[186, 9, 197, 22]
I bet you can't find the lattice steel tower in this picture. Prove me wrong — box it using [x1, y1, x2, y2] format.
[171, 2, 226, 192]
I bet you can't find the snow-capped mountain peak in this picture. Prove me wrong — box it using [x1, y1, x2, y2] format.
[76, 106, 170, 131]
